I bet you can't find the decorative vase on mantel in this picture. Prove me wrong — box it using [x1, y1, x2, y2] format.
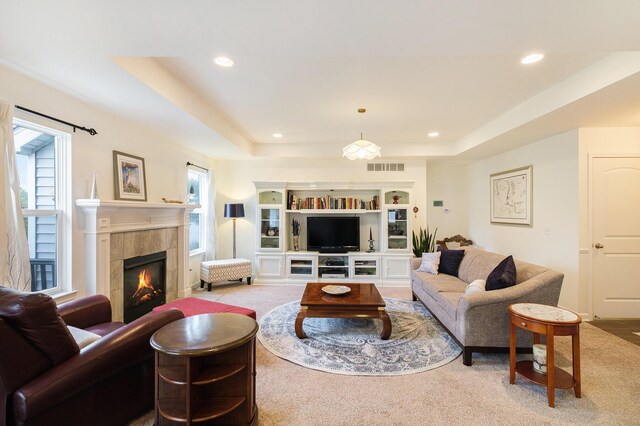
[90, 173, 98, 199]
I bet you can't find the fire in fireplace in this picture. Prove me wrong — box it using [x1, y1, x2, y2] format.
[123, 251, 167, 323]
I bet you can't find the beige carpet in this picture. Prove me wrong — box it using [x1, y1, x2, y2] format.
[133, 284, 640, 425]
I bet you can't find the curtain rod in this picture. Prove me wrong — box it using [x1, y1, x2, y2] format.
[186, 161, 209, 172]
[15, 105, 98, 136]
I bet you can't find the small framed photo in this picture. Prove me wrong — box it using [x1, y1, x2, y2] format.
[113, 151, 147, 201]
[490, 165, 532, 226]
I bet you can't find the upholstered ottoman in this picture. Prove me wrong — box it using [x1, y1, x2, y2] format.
[152, 297, 256, 320]
[200, 258, 252, 291]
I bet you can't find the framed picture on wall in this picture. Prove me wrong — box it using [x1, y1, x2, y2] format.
[113, 151, 147, 201]
[490, 165, 532, 226]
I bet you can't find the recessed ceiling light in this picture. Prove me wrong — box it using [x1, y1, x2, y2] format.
[428, 131, 440, 138]
[214, 56, 234, 67]
[521, 53, 544, 65]
[273, 133, 283, 138]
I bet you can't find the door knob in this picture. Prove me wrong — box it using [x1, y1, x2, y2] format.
[594, 243, 604, 249]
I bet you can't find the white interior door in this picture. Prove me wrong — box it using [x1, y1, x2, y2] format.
[592, 156, 640, 318]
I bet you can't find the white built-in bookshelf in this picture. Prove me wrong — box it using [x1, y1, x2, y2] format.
[253, 182, 415, 287]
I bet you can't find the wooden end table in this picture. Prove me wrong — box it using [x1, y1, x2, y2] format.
[295, 282, 392, 340]
[150, 313, 259, 425]
[509, 303, 582, 407]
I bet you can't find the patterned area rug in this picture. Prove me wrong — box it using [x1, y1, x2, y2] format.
[257, 298, 461, 375]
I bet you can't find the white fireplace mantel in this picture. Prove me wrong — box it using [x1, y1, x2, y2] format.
[76, 199, 199, 298]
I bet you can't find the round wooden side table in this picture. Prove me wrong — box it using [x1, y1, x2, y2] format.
[150, 313, 259, 425]
[509, 303, 582, 408]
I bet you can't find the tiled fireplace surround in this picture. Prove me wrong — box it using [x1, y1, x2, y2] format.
[76, 200, 197, 322]
[110, 228, 177, 322]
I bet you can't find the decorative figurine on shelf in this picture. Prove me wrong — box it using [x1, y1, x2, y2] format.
[392, 194, 401, 204]
[291, 218, 301, 251]
[367, 227, 375, 253]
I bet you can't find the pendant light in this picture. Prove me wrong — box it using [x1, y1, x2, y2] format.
[342, 108, 381, 160]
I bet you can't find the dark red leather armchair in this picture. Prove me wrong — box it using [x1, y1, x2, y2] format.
[0, 287, 183, 426]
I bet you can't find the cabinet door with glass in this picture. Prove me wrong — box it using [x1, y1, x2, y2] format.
[383, 190, 411, 252]
[257, 190, 284, 251]
[286, 254, 317, 279]
[350, 255, 381, 279]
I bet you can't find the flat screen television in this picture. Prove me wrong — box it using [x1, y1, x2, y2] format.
[307, 216, 360, 253]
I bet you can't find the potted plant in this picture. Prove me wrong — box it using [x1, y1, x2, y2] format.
[412, 226, 438, 257]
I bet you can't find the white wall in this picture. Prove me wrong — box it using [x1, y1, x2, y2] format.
[0, 64, 211, 298]
[425, 164, 469, 239]
[212, 158, 428, 260]
[465, 131, 580, 311]
[577, 127, 640, 317]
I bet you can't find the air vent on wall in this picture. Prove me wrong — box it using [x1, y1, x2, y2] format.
[367, 163, 405, 172]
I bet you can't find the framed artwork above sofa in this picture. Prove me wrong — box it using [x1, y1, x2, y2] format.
[490, 165, 532, 226]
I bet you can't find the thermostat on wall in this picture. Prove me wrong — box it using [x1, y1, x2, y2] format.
[433, 200, 443, 207]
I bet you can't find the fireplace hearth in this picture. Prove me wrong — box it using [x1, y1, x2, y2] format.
[123, 251, 166, 323]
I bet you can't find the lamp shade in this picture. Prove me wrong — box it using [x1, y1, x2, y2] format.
[224, 203, 245, 218]
[343, 139, 382, 160]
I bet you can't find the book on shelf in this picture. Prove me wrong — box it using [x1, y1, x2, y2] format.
[287, 192, 380, 211]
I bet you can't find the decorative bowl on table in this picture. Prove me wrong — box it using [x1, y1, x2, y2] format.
[321, 285, 351, 295]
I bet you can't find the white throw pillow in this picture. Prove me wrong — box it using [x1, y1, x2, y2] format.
[417, 252, 441, 274]
[465, 279, 487, 294]
[67, 325, 102, 349]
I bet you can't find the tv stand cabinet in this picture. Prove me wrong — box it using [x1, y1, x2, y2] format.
[285, 252, 382, 282]
[254, 182, 414, 287]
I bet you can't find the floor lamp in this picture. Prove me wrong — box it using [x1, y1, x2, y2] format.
[224, 203, 245, 258]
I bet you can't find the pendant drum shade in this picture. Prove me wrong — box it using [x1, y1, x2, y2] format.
[224, 203, 245, 218]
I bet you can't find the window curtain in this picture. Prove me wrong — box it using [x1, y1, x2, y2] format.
[204, 170, 217, 261]
[0, 100, 31, 291]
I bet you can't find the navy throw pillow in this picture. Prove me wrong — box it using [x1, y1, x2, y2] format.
[485, 255, 517, 291]
[438, 249, 465, 276]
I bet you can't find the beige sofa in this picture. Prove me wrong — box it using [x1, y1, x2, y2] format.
[411, 247, 564, 366]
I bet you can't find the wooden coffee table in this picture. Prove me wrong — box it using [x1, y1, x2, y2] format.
[295, 283, 392, 340]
